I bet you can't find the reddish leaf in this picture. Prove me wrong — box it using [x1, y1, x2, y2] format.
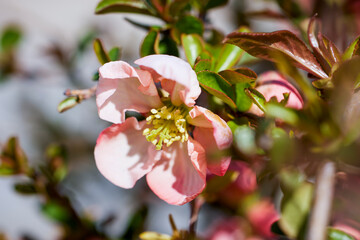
[224, 30, 328, 79]
[307, 17, 341, 74]
[219, 68, 257, 85]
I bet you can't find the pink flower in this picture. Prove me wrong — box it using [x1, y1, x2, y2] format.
[218, 161, 257, 208]
[248, 71, 304, 116]
[246, 200, 279, 238]
[94, 54, 232, 205]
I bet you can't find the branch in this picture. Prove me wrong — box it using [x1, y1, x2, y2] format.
[306, 161, 336, 240]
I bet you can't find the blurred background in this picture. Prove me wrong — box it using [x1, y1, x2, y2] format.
[2, 0, 360, 239]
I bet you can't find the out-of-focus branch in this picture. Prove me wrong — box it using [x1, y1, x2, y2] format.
[189, 196, 204, 239]
[306, 161, 336, 240]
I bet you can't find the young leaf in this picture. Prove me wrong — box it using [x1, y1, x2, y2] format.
[57, 96, 79, 113]
[213, 26, 250, 72]
[197, 71, 236, 109]
[93, 39, 110, 64]
[181, 34, 204, 67]
[343, 35, 360, 60]
[307, 17, 340, 74]
[279, 182, 314, 238]
[140, 30, 160, 57]
[0, 137, 28, 175]
[14, 182, 37, 195]
[219, 68, 257, 85]
[124, 17, 154, 31]
[225, 30, 328, 79]
[0, 25, 22, 52]
[108, 47, 121, 61]
[95, 0, 152, 15]
[328, 228, 355, 240]
[266, 103, 300, 126]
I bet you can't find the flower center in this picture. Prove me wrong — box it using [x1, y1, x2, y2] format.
[143, 104, 189, 150]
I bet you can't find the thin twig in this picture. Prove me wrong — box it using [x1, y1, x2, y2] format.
[189, 197, 205, 239]
[64, 85, 97, 100]
[306, 161, 336, 240]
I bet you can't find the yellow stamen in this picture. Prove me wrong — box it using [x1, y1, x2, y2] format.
[143, 104, 189, 150]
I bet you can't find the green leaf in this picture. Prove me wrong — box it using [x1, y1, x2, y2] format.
[140, 30, 159, 57]
[76, 30, 97, 54]
[194, 59, 211, 73]
[14, 182, 37, 195]
[175, 15, 204, 36]
[219, 68, 257, 85]
[328, 228, 355, 240]
[124, 17, 154, 31]
[197, 71, 236, 109]
[266, 103, 300, 126]
[181, 34, 204, 67]
[93, 38, 110, 65]
[213, 26, 250, 72]
[312, 78, 333, 89]
[57, 96, 79, 113]
[225, 30, 328, 79]
[92, 71, 99, 81]
[42, 202, 71, 224]
[234, 83, 252, 112]
[1, 137, 28, 175]
[46, 144, 67, 182]
[158, 34, 179, 56]
[108, 47, 121, 61]
[279, 182, 314, 238]
[1, 25, 22, 52]
[245, 88, 266, 113]
[95, 0, 152, 15]
[279, 168, 305, 194]
[343, 35, 360, 60]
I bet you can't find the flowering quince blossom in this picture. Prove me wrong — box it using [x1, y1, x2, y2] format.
[248, 71, 304, 116]
[94, 54, 232, 205]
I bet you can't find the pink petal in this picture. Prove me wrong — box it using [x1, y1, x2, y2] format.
[146, 139, 206, 205]
[94, 117, 160, 188]
[96, 61, 162, 124]
[247, 200, 279, 238]
[188, 106, 233, 176]
[248, 71, 304, 116]
[135, 54, 201, 107]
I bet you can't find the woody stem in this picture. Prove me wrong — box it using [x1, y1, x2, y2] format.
[189, 196, 204, 239]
